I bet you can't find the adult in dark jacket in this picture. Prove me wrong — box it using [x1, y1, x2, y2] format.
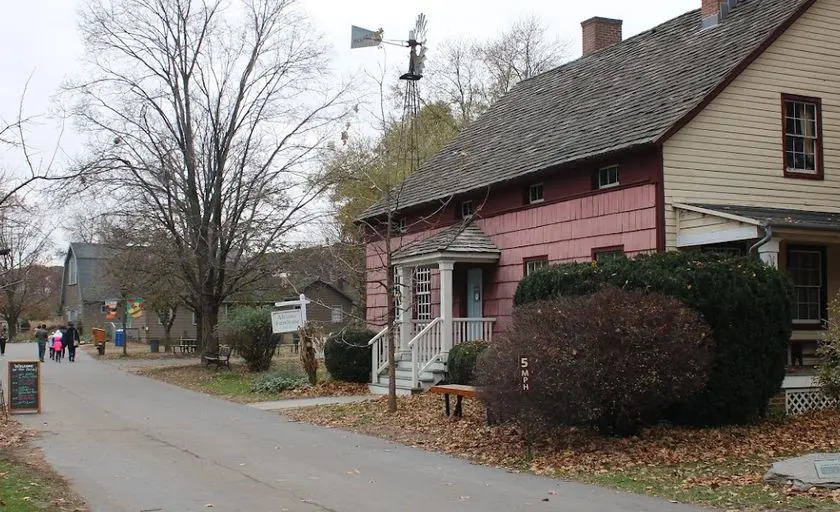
[63, 322, 81, 362]
[34, 324, 49, 362]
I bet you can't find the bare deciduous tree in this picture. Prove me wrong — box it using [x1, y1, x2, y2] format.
[428, 15, 570, 125]
[68, 0, 350, 356]
[0, 204, 54, 338]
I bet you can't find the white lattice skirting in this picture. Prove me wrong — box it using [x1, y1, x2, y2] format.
[785, 388, 839, 415]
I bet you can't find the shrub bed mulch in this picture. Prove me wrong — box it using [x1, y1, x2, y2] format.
[285, 394, 840, 511]
[131, 364, 368, 403]
[0, 418, 88, 511]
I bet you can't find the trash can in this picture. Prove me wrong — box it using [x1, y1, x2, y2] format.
[149, 338, 160, 353]
[114, 329, 125, 347]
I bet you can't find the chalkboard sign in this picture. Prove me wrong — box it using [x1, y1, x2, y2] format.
[8, 361, 41, 414]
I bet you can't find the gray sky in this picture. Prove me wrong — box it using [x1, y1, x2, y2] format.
[0, 0, 701, 255]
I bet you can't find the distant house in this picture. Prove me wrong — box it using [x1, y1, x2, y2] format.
[261, 278, 356, 345]
[59, 242, 196, 340]
[59, 242, 357, 342]
[360, 0, 840, 394]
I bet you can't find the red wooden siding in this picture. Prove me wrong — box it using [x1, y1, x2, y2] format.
[478, 183, 657, 330]
[365, 183, 658, 331]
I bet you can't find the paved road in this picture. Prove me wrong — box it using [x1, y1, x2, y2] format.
[1, 343, 705, 512]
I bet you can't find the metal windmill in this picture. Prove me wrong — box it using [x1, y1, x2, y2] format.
[351, 14, 428, 175]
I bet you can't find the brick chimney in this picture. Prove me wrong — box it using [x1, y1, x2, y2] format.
[702, 0, 740, 28]
[581, 17, 623, 57]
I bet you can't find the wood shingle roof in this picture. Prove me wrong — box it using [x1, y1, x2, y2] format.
[362, 0, 814, 219]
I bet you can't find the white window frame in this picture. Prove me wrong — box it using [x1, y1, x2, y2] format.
[783, 98, 820, 175]
[597, 165, 620, 189]
[460, 200, 474, 219]
[68, 254, 78, 285]
[331, 305, 344, 323]
[528, 183, 544, 204]
[788, 248, 823, 325]
[191, 310, 198, 326]
[413, 267, 432, 321]
[525, 258, 548, 276]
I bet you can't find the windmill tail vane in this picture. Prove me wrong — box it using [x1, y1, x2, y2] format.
[350, 13, 428, 79]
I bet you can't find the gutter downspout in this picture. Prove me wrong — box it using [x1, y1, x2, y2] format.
[748, 222, 772, 257]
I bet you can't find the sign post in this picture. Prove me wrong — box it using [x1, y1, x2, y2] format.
[8, 361, 41, 414]
[519, 356, 533, 460]
[272, 294, 310, 334]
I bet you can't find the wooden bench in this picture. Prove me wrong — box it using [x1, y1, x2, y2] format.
[429, 384, 478, 418]
[203, 345, 232, 370]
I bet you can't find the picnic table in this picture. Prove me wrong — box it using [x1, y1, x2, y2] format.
[175, 338, 198, 355]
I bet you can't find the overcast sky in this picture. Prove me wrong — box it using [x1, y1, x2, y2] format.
[0, 0, 701, 257]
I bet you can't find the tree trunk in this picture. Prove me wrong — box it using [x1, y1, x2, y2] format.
[5, 312, 18, 340]
[200, 301, 219, 357]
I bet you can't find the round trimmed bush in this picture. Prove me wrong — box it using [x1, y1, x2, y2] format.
[476, 287, 713, 436]
[447, 341, 488, 385]
[324, 328, 376, 383]
[514, 251, 793, 426]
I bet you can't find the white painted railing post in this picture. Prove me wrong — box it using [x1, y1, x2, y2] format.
[439, 261, 454, 358]
[398, 265, 413, 356]
[371, 339, 377, 383]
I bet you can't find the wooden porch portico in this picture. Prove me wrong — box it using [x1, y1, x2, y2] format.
[673, 203, 840, 412]
[369, 223, 501, 393]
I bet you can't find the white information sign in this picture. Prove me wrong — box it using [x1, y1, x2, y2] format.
[271, 294, 310, 334]
[272, 309, 303, 334]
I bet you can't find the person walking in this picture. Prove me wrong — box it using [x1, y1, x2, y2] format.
[52, 334, 63, 363]
[35, 324, 49, 362]
[51, 327, 64, 362]
[0, 325, 7, 356]
[63, 322, 80, 363]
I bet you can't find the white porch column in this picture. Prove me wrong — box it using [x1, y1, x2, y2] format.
[758, 237, 781, 268]
[398, 265, 413, 354]
[439, 261, 454, 355]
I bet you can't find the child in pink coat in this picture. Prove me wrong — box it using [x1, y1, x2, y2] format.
[52, 333, 63, 363]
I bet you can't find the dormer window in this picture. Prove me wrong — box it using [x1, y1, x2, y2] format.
[597, 165, 620, 189]
[528, 183, 544, 204]
[459, 200, 474, 219]
[393, 217, 407, 234]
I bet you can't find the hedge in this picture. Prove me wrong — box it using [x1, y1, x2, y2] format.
[477, 288, 712, 435]
[514, 251, 793, 426]
[324, 328, 376, 383]
[447, 341, 489, 385]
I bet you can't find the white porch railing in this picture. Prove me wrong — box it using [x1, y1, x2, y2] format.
[408, 318, 443, 388]
[452, 318, 495, 344]
[368, 326, 390, 384]
[372, 318, 496, 388]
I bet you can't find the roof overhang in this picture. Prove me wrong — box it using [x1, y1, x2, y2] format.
[393, 250, 500, 267]
[674, 203, 840, 247]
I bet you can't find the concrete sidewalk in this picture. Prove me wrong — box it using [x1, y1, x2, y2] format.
[248, 395, 374, 411]
[2, 342, 705, 512]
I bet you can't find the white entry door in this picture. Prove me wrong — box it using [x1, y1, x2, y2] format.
[466, 268, 483, 340]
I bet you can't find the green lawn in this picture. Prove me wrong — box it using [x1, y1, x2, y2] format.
[0, 457, 64, 511]
[573, 458, 839, 511]
[134, 361, 366, 403]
